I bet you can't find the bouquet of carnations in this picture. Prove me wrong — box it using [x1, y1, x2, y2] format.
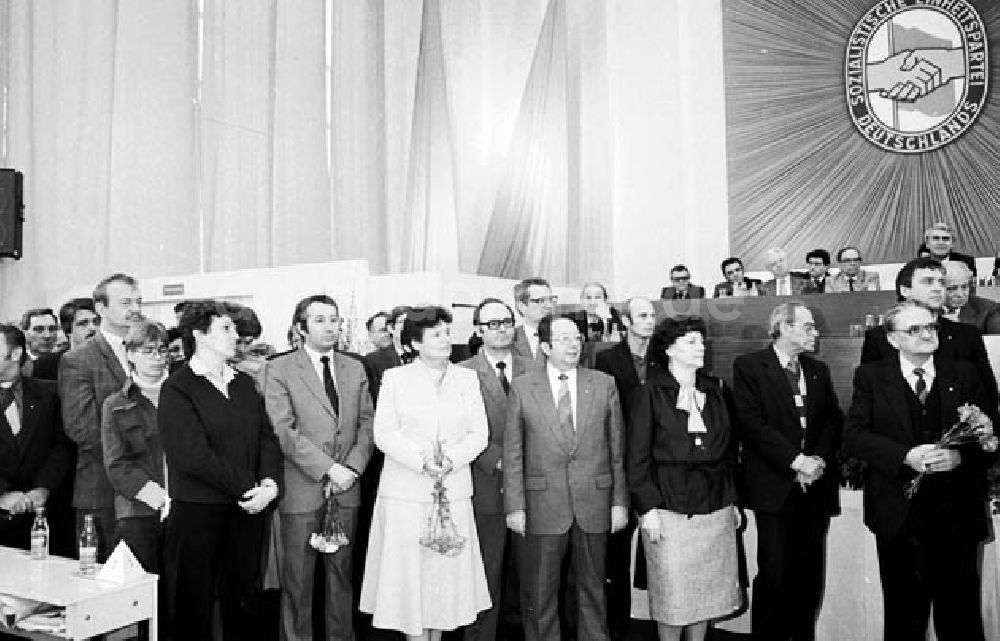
[309, 492, 349, 554]
[905, 403, 998, 499]
[419, 439, 466, 557]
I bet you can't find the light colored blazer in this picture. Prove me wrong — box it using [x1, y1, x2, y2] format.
[503, 367, 626, 535]
[264, 349, 374, 513]
[373, 360, 488, 502]
[827, 270, 881, 292]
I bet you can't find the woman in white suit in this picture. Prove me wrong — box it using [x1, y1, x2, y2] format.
[360, 306, 491, 641]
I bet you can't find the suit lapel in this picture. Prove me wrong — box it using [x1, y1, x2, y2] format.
[934, 356, 961, 432]
[802, 358, 821, 431]
[761, 349, 798, 419]
[296, 350, 336, 419]
[474, 353, 506, 406]
[573, 370, 594, 450]
[529, 373, 573, 454]
[16, 380, 41, 453]
[95, 332, 127, 386]
[334, 353, 355, 420]
[881, 360, 915, 446]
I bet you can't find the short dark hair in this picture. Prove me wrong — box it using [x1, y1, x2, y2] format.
[473, 297, 515, 325]
[513, 278, 551, 303]
[167, 327, 183, 343]
[93, 273, 139, 306]
[895, 257, 943, 301]
[365, 311, 388, 332]
[58, 298, 96, 335]
[806, 249, 830, 265]
[917, 243, 931, 258]
[173, 301, 189, 315]
[178, 299, 229, 358]
[720, 257, 743, 275]
[223, 302, 262, 339]
[0, 324, 26, 365]
[124, 320, 169, 352]
[670, 264, 690, 276]
[836, 246, 861, 262]
[292, 295, 339, 332]
[647, 317, 706, 370]
[20, 308, 56, 331]
[387, 305, 412, 326]
[401, 306, 453, 350]
[536, 313, 581, 345]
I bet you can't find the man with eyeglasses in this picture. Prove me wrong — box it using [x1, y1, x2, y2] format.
[264, 294, 374, 641]
[861, 257, 997, 407]
[364, 305, 413, 402]
[733, 302, 843, 641]
[942, 260, 1000, 334]
[761, 248, 809, 297]
[712, 257, 763, 297]
[924, 221, 976, 276]
[512, 278, 557, 364]
[827, 246, 881, 293]
[846, 302, 997, 641]
[594, 296, 656, 640]
[460, 297, 536, 641]
[59, 272, 143, 562]
[504, 314, 627, 641]
[659, 264, 705, 300]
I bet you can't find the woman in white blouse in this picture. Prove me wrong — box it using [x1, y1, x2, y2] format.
[360, 305, 491, 641]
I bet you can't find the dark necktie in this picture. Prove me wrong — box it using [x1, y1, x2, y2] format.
[496, 361, 511, 395]
[319, 356, 340, 414]
[784, 359, 800, 390]
[848, 277, 855, 292]
[814, 278, 823, 291]
[914, 367, 928, 404]
[557, 374, 575, 443]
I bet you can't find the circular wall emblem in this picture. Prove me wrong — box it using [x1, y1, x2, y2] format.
[845, 0, 988, 154]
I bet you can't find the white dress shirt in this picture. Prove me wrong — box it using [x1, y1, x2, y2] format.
[302, 344, 337, 388]
[899, 354, 935, 396]
[100, 326, 130, 374]
[188, 353, 236, 398]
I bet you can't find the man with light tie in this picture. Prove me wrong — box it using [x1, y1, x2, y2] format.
[504, 314, 627, 641]
[511, 278, 556, 364]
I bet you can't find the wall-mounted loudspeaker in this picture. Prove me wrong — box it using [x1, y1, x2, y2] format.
[0, 169, 23, 259]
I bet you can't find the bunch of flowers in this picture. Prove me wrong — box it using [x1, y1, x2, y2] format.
[309, 492, 350, 554]
[419, 439, 466, 557]
[906, 403, 997, 499]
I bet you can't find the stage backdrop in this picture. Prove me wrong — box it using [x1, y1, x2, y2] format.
[723, 0, 1000, 269]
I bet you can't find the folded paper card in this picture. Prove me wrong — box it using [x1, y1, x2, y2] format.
[95, 542, 146, 584]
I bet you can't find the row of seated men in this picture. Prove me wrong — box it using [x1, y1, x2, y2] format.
[0, 253, 997, 641]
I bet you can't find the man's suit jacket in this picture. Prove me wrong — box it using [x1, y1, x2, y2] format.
[861, 317, 998, 407]
[593, 340, 643, 425]
[512, 325, 546, 365]
[58, 332, 128, 509]
[22, 353, 60, 381]
[845, 356, 995, 540]
[659, 285, 706, 300]
[940, 250, 977, 276]
[732, 348, 843, 514]
[826, 270, 881, 293]
[0, 377, 72, 498]
[362, 345, 403, 402]
[760, 274, 809, 297]
[503, 367, 626, 535]
[264, 349, 374, 512]
[712, 278, 763, 297]
[460, 352, 535, 515]
[957, 296, 1000, 335]
[801, 276, 829, 294]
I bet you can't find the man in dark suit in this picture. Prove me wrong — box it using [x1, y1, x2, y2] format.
[512, 278, 556, 364]
[712, 257, 763, 297]
[761, 248, 809, 297]
[942, 260, 1000, 334]
[460, 297, 536, 641]
[659, 264, 705, 300]
[20, 308, 59, 379]
[801, 249, 831, 294]
[0, 324, 73, 551]
[593, 296, 656, 640]
[733, 301, 843, 641]
[59, 298, 100, 351]
[363, 304, 412, 400]
[846, 302, 996, 641]
[264, 295, 374, 641]
[924, 221, 977, 276]
[861, 257, 998, 407]
[58, 273, 142, 561]
[504, 314, 627, 641]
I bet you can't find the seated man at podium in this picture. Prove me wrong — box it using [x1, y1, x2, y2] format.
[712, 257, 762, 297]
[760, 248, 808, 297]
[827, 246, 881, 293]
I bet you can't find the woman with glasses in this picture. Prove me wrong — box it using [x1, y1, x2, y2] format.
[101, 320, 171, 573]
[360, 305, 491, 641]
[628, 316, 740, 641]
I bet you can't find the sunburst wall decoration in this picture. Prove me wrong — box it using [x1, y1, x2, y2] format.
[723, 0, 1000, 267]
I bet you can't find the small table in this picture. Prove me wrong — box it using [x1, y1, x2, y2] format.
[0, 546, 158, 640]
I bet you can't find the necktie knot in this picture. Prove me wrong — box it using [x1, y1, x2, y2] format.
[320, 355, 330, 365]
[914, 367, 925, 377]
[496, 361, 506, 372]
[785, 359, 800, 378]
[558, 373, 568, 381]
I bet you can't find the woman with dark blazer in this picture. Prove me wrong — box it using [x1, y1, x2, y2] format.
[160, 300, 282, 641]
[627, 317, 741, 641]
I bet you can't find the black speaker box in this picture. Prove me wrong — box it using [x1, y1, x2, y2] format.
[0, 169, 23, 259]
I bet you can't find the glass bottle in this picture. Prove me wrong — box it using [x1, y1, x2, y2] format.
[29, 506, 49, 560]
[79, 513, 98, 576]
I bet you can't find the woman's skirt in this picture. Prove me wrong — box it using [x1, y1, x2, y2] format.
[359, 495, 491, 635]
[641, 504, 742, 626]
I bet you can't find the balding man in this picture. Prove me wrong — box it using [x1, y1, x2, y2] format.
[942, 261, 1000, 334]
[761, 248, 808, 297]
[924, 222, 976, 276]
[827, 246, 881, 293]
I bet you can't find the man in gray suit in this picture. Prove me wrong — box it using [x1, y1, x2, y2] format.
[58, 273, 142, 561]
[512, 278, 556, 364]
[943, 260, 1000, 334]
[264, 294, 375, 641]
[461, 297, 536, 641]
[827, 246, 882, 292]
[504, 314, 627, 641]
